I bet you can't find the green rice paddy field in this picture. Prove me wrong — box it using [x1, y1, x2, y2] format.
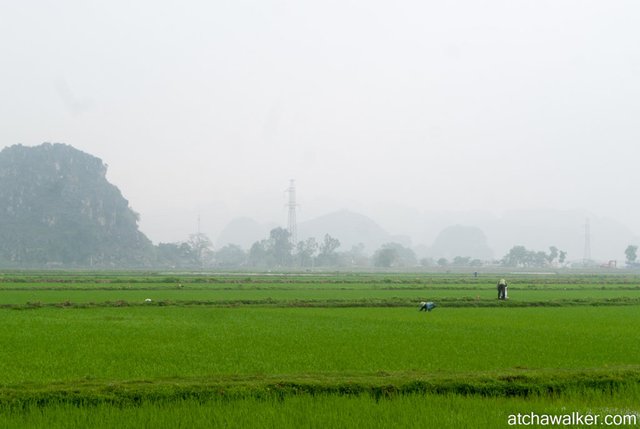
[1, 272, 639, 428]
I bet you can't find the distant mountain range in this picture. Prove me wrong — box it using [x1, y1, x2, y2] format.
[216, 210, 400, 252]
[13, 142, 633, 268]
[409, 209, 639, 262]
[216, 217, 277, 249]
[216, 209, 640, 262]
[298, 210, 411, 251]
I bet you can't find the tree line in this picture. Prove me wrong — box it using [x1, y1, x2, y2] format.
[157, 227, 576, 270]
[625, 245, 638, 267]
[159, 234, 640, 270]
[156, 227, 422, 269]
[500, 245, 567, 268]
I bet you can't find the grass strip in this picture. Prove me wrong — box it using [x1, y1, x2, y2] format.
[3, 296, 640, 310]
[1, 367, 639, 408]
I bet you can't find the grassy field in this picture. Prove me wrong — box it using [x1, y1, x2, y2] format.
[3, 388, 639, 429]
[1, 306, 639, 383]
[2, 272, 640, 308]
[1, 272, 639, 427]
[3, 287, 640, 307]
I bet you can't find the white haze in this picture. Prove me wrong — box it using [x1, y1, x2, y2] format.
[1, 1, 639, 257]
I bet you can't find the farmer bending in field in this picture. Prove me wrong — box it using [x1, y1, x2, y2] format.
[497, 278, 508, 300]
[419, 301, 436, 311]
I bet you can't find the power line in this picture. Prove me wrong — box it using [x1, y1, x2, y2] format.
[286, 179, 298, 245]
[583, 217, 591, 265]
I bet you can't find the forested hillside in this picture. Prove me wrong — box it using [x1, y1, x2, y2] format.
[0, 143, 153, 267]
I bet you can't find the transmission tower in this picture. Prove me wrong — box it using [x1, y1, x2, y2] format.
[583, 217, 591, 265]
[286, 179, 298, 245]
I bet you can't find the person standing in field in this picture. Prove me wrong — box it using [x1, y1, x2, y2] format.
[497, 278, 507, 300]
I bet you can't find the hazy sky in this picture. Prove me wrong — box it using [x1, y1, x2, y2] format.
[1, 1, 639, 244]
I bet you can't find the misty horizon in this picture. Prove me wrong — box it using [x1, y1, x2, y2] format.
[2, 1, 639, 260]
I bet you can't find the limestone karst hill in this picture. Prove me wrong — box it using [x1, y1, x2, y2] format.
[0, 143, 153, 267]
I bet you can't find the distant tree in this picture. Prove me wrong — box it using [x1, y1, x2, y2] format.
[248, 240, 270, 268]
[469, 259, 483, 267]
[373, 243, 416, 268]
[320, 233, 341, 255]
[245, 228, 295, 268]
[317, 234, 341, 266]
[532, 251, 548, 267]
[373, 247, 397, 268]
[156, 242, 193, 268]
[296, 237, 319, 267]
[547, 246, 559, 264]
[625, 245, 638, 266]
[179, 243, 193, 260]
[187, 233, 214, 268]
[558, 250, 567, 265]
[269, 227, 292, 267]
[214, 244, 246, 268]
[502, 245, 555, 268]
[452, 256, 471, 266]
[502, 246, 528, 267]
[437, 257, 448, 267]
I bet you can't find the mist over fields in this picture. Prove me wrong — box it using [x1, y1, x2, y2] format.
[2, 142, 637, 269]
[1, 1, 639, 265]
[216, 208, 638, 263]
